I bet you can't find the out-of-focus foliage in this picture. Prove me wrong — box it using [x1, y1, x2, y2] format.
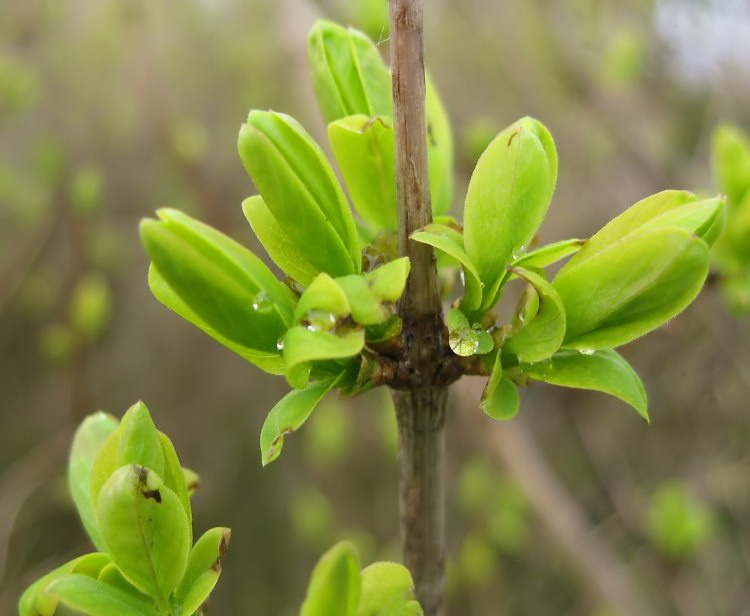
[3, 0, 750, 615]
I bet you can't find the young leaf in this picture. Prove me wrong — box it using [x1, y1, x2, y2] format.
[446, 308, 493, 357]
[481, 354, 520, 420]
[283, 326, 364, 389]
[510, 238, 584, 270]
[294, 273, 352, 325]
[300, 541, 361, 616]
[426, 74, 454, 217]
[140, 209, 295, 355]
[97, 465, 190, 602]
[158, 432, 192, 545]
[570, 191, 724, 268]
[117, 401, 165, 481]
[712, 124, 750, 208]
[19, 553, 112, 616]
[307, 20, 392, 124]
[148, 266, 285, 375]
[502, 268, 565, 364]
[357, 562, 417, 616]
[522, 349, 648, 420]
[335, 275, 389, 325]
[463, 117, 557, 309]
[238, 110, 360, 276]
[328, 115, 397, 230]
[260, 377, 340, 466]
[366, 257, 411, 302]
[554, 227, 710, 350]
[45, 574, 160, 616]
[410, 223, 483, 311]
[242, 196, 320, 286]
[68, 412, 119, 552]
[174, 527, 231, 616]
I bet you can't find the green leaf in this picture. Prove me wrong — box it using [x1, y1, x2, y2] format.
[301, 541, 361, 616]
[140, 209, 294, 355]
[554, 227, 710, 350]
[90, 429, 121, 516]
[97, 465, 190, 602]
[117, 401, 165, 480]
[328, 115, 397, 230]
[356, 562, 417, 616]
[242, 196, 320, 286]
[426, 74, 454, 216]
[19, 553, 112, 616]
[148, 266, 285, 375]
[307, 20, 392, 124]
[410, 223, 482, 311]
[446, 308, 493, 357]
[463, 117, 557, 309]
[174, 527, 231, 615]
[712, 124, 750, 208]
[481, 353, 520, 420]
[294, 273, 352, 325]
[158, 432, 192, 545]
[510, 238, 584, 270]
[503, 268, 565, 364]
[260, 377, 339, 466]
[335, 275, 389, 325]
[570, 191, 723, 268]
[366, 257, 410, 302]
[45, 574, 160, 616]
[283, 326, 364, 389]
[522, 349, 648, 420]
[238, 110, 360, 276]
[68, 412, 119, 551]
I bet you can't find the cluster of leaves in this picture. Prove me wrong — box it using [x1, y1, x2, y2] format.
[301, 541, 422, 616]
[19, 403, 230, 616]
[711, 124, 750, 313]
[141, 19, 722, 470]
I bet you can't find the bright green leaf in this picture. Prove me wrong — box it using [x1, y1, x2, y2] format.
[464, 117, 557, 310]
[523, 349, 648, 420]
[410, 223, 482, 311]
[283, 326, 364, 389]
[712, 124, 750, 208]
[426, 74, 454, 217]
[481, 354, 520, 420]
[174, 527, 231, 615]
[45, 574, 160, 616]
[295, 273, 352, 325]
[510, 238, 584, 270]
[335, 275, 390, 325]
[366, 257, 410, 303]
[158, 432, 192, 545]
[148, 266, 285, 375]
[68, 412, 119, 552]
[238, 110, 360, 275]
[97, 465, 190, 602]
[260, 377, 339, 466]
[307, 20, 392, 124]
[503, 268, 565, 364]
[357, 562, 416, 616]
[117, 401, 165, 481]
[140, 209, 294, 355]
[242, 196, 320, 286]
[329, 115, 397, 230]
[554, 227, 710, 350]
[301, 541, 361, 616]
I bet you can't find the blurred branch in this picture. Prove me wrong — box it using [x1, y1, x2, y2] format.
[455, 379, 657, 616]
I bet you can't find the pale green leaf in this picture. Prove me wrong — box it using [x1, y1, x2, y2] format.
[523, 349, 648, 420]
[68, 412, 119, 551]
[480, 354, 520, 420]
[356, 562, 417, 616]
[426, 74, 454, 216]
[712, 124, 750, 208]
[261, 378, 340, 466]
[301, 541, 361, 616]
[45, 574, 160, 616]
[283, 327, 364, 389]
[174, 527, 231, 615]
[97, 466, 190, 601]
[554, 227, 709, 350]
[242, 195, 320, 286]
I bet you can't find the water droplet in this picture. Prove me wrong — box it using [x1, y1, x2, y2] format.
[511, 245, 527, 261]
[276, 334, 286, 351]
[449, 328, 480, 356]
[578, 348, 595, 356]
[459, 269, 466, 286]
[302, 310, 337, 332]
[252, 291, 273, 313]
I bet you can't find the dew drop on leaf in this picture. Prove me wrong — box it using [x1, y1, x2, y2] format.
[449, 328, 480, 356]
[276, 334, 286, 351]
[302, 310, 337, 332]
[252, 291, 273, 313]
[578, 348, 595, 355]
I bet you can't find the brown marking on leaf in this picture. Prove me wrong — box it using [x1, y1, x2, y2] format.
[142, 488, 162, 503]
[507, 129, 520, 146]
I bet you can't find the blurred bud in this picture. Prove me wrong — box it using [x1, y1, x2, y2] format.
[69, 273, 112, 341]
[70, 165, 104, 216]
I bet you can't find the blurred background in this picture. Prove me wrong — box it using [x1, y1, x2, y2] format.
[2, 0, 750, 614]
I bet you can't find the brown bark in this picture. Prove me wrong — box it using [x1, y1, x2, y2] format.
[389, 1, 447, 614]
